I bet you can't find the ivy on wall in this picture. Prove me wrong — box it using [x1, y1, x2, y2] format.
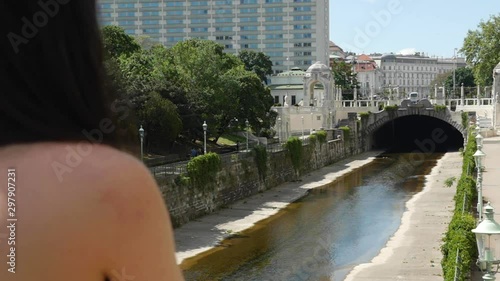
[339, 126, 351, 144]
[285, 137, 303, 178]
[461, 112, 469, 130]
[440, 130, 478, 281]
[253, 145, 268, 181]
[186, 152, 221, 191]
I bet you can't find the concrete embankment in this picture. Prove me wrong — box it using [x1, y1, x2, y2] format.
[343, 152, 462, 281]
[174, 150, 383, 264]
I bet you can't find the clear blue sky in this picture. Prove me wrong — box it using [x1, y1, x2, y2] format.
[330, 0, 500, 58]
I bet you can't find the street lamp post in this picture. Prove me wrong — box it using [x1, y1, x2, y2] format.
[139, 125, 144, 162]
[245, 119, 249, 151]
[453, 48, 457, 98]
[472, 203, 500, 280]
[202, 121, 207, 154]
[310, 112, 313, 134]
[301, 116, 304, 140]
[474, 147, 486, 220]
[277, 117, 282, 143]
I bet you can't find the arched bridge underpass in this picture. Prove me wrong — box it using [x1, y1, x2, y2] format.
[366, 109, 465, 153]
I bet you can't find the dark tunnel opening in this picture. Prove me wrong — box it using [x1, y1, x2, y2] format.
[372, 115, 464, 153]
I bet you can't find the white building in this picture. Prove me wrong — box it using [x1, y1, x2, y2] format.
[97, 0, 330, 74]
[370, 53, 467, 98]
[268, 66, 324, 106]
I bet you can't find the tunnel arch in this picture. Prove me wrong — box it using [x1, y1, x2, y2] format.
[368, 113, 465, 152]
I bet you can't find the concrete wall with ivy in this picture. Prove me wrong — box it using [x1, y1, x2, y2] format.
[160, 122, 363, 228]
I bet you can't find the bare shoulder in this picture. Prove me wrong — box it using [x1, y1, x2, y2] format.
[0, 142, 184, 281]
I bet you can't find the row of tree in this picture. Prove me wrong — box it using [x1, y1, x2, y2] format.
[102, 26, 276, 151]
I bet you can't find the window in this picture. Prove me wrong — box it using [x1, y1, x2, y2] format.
[192, 27, 208, 32]
[294, 24, 311, 30]
[216, 9, 232, 14]
[215, 18, 232, 23]
[240, 8, 258, 13]
[292, 96, 296, 105]
[142, 11, 160, 16]
[143, 20, 159, 25]
[293, 15, 312, 21]
[216, 26, 233, 31]
[266, 16, 283, 21]
[274, 96, 279, 104]
[266, 25, 282, 30]
[118, 12, 135, 17]
[241, 25, 258, 31]
[191, 18, 208, 24]
[241, 34, 258, 40]
[142, 2, 159, 7]
[266, 34, 283, 39]
[99, 4, 112, 9]
[167, 19, 183, 24]
[265, 7, 282, 13]
[294, 6, 311, 11]
[118, 3, 135, 8]
[191, 9, 208, 15]
[240, 0, 257, 3]
[167, 10, 183, 15]
[294, 33, 312, 39]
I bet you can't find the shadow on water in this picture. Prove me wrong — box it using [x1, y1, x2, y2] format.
[181, 152, 443, 281]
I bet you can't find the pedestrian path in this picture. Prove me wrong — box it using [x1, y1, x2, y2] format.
[476, 136, 500, 280]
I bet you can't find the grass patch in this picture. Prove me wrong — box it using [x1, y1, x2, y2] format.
[217, 133, 247, 146]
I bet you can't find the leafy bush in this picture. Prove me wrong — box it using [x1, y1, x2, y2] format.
[187, 152, 221, 190]
[316, 130, 327, 145]
[339, 126, 351, 143]
[384, 105, 399, 111]
[441, 128, 478, 281]
[434, 104, 447, 112]
[359, 112, 370, 120]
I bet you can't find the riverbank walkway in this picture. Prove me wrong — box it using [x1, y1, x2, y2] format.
[475, 136, 500, 280]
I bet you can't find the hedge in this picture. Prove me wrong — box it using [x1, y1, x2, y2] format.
[441, 131, 478, 281]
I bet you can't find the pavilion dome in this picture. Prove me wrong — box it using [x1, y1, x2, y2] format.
[306, 61, 330, 73]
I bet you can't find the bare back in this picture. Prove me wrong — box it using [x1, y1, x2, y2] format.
[0, 142, 184, 281]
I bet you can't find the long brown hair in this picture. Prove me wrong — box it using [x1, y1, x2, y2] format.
[0, 0, 131, 148]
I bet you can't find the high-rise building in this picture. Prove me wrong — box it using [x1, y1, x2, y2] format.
[97, 0, 330, 74]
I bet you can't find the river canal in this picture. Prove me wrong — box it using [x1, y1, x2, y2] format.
[181, 153, 443, 281]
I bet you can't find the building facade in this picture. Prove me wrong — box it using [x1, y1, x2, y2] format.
[371, 54, 466, 97]
[97, 0, 330, 74]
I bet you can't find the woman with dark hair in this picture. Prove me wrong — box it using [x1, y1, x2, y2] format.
[0, 1, 184, 280]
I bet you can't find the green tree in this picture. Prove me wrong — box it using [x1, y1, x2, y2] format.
[444, 67, 476, 90]
[331, 60, 358, 99]
[101, 25, 141, 59]
[461, 14, 500, 86]
[238, 50, 273, 84]
[138, 92, 182, 149]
